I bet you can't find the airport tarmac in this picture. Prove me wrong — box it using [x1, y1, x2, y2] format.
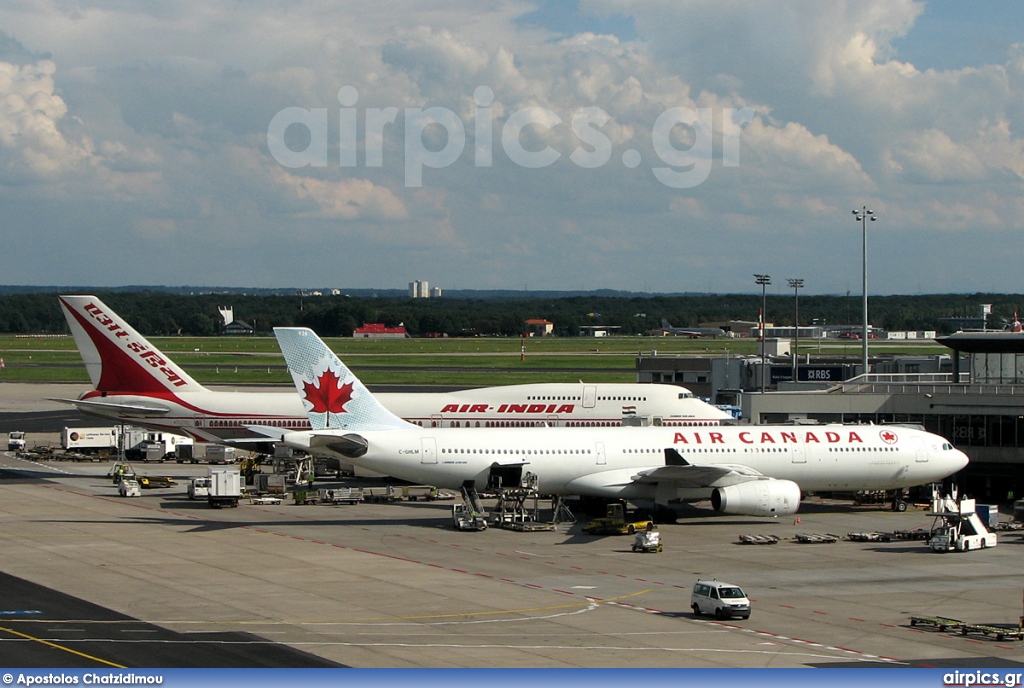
[2, 452, 1024, 669]
[1, 384, 1023, 669]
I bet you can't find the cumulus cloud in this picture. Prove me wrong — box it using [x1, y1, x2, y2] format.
[0, 1, 1022, 291]
[0, 59, 83, 181]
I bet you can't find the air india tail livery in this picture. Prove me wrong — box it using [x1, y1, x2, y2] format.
[269, 327, 969, 516]
[57, 296, 732, 444]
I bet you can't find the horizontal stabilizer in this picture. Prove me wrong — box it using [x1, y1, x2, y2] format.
[49, 397, 171, 415]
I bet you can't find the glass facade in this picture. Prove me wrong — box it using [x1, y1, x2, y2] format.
[971, 352, 1024, 384]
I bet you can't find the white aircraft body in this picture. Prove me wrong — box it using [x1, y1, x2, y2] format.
[659, 318, 727, 338]
[56, 296, 731, 444]
[266, 327, 969, 516]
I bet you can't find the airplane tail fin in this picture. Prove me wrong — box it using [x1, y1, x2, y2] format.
[59, 295, 205, 394]
[274, 327, 413, 431]
[661, 318, 672, 330]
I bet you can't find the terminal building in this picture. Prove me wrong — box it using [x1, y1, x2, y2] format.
[637, 333, 1024, 503]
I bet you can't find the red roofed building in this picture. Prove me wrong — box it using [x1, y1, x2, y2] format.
[525, 319, 554, 336]
[353, 323, 408, 339]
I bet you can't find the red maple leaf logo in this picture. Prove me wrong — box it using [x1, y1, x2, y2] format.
[302, 369, 354, 414]
[880, 430, 898, 444]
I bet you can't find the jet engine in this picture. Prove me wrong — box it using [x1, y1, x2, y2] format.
[711, 479, 801, 517]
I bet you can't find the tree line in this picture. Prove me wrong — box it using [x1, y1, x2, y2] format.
[0, 291, 1019, 337]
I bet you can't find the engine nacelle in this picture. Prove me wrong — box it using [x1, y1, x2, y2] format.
[711, 479, 801, 517]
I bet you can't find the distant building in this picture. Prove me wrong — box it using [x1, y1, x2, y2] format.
[218, 306, 254, 335]
[525, 319, 554, 336]
[409, 280, 429, 298]
[354, 323, 408, 339]
[223, 320, 254, 335]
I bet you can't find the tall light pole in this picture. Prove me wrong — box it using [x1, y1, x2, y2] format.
[787, 278, 803, 383]
[852, 207, 877, 376]
[754, 274, 771, 393]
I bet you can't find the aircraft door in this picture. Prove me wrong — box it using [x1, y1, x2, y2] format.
[912, 434, 928, 463]
[421, 437, 438, 465]
[583, 386, 597, 408]
[791, 445, 806, 464]
[431, 414, 442, 428]
[595, 441, 606, 465]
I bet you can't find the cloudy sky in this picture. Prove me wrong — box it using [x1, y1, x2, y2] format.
[0, 1, 1022, 295]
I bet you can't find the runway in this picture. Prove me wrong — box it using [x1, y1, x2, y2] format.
[2, 448, 1024, 668]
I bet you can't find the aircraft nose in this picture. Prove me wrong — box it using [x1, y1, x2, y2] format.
[952, 448, 970, 473]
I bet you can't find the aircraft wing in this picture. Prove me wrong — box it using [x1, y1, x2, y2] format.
[630, 448, 766, 488]
[630, 463, 766, 488]
[48, 397, 171, 415]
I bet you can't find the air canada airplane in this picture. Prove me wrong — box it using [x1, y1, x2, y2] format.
[55, 295, 731, 444]
[266, 327, 969, 517]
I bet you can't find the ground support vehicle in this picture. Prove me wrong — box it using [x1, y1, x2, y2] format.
[319, 488, 363, 505]
[137, 475, 175, 489]
[490, 485, 554, 531]
[118, 479, 141, 497]
[959, 623, 1024, 641]
[7, 431, 26, 451]
[583, 502, 652, 535]
[632, 527, 662, 552]
[738, 534, 779, 545]
[292, 489, 319, 505]
[107, 462, 137, 483]
[909, 615, 964, 632]
[891, 528, 931, 541]
[363, 486, 399, 503]
[62, 427, 118, 453]
[452, 503, 488, 531]
[188, 477, 211, 500]
[402, 485, 438, 501]
[206, 445, 236, 464]
[691, 580, 751, 620]
[795, 533, 840, 543]
[928, 492, 997, 552]
[847, 532, 892, 542]
[250, 496, 283, 505]
[208, 467, 242, 508]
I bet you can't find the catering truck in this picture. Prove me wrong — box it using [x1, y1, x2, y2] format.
[61, 427, 118, 452]
[208, 467, 242, 508]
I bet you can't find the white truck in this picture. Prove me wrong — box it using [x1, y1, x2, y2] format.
[118, 479, 142, 498]
[208, 467, 242, 508]
[188, 476, 212, 500]
[205, 445, 236, 464]
[7, 431, 26, 451]
[122, 428, 193, 461]
[62, 427, 118, 452]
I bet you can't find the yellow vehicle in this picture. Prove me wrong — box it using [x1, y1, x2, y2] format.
[583, 502, 653, 535]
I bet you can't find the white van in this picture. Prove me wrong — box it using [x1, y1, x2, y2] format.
[691, 580, 751, 620]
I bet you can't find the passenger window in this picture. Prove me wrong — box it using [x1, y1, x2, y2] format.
[710, 588, 719, 600]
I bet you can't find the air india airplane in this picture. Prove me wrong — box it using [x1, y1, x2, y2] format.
[56, 295, 732, 444]
[264, 327, 969, 517]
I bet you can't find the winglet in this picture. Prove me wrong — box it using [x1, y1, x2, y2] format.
[58, 295, 204, 394]
[274, 327, 413, 431]
[664, 448, 690, 466]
